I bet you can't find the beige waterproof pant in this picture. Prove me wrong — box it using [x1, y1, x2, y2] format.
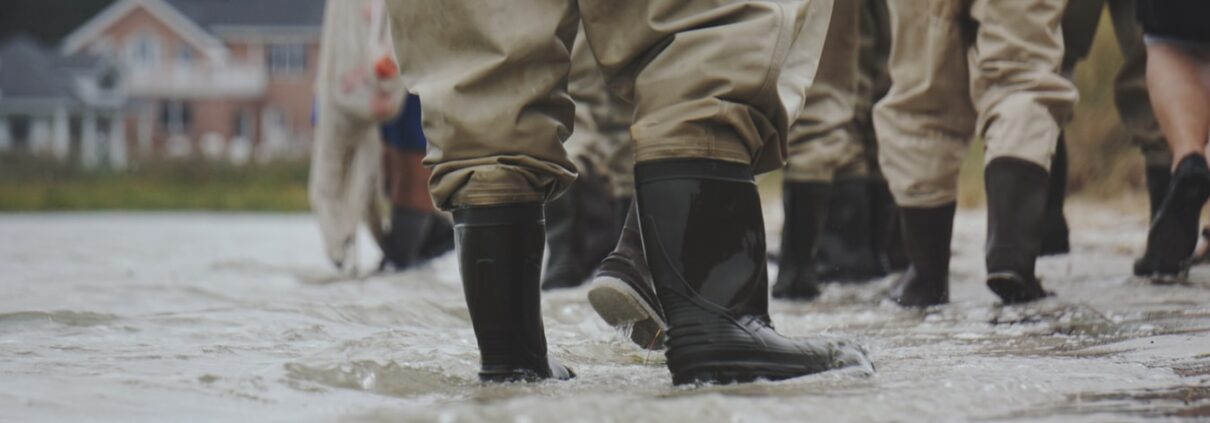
[874, 0, 1078, 208]
[564, 29, 637, 199]
[1062, 0, 1170, 167]
[854, 0, 891, 178]
[786, 0, 890, 182]
[386, 0, 833, 210]
[785, 0, 862, 182]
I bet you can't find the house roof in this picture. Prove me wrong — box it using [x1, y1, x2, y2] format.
[164, 0, 325, 30]
[60, 0, 324, 59]
[0, 36, 75, 101]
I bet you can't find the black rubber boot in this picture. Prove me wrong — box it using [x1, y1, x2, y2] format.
[870, 179, 909, 273]
[889, 204, 955, 307]
[1040, 136, 1070, 256]
[816, 179, 882, 283]
[1134, 155, 1210, 281]
[417, 214, 454, 261]
[453, 204, 574, 382]
[1145, 164, 1173, 220]
[772, 181, 830, 300]
[985, 158, 1051, 305]
[381, 208, 429, 271]
[587, 202, 667, 350]
[612, 196, 633, 238]
[542, 164, 618, 290]
[636, 160, 869, 386]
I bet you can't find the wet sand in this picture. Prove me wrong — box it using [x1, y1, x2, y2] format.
[1, 202, 1207, 422]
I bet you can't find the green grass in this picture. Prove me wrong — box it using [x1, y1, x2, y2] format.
[0, 154, 310, 212]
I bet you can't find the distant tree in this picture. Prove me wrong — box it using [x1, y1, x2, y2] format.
[0, 0, 118, 46]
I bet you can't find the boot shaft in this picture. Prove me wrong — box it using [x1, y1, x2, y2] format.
[899, 203, 956, 282]
[635, 160, 769, 326]
[984, 157, 1049, 276]
[453, 204, 551, 377]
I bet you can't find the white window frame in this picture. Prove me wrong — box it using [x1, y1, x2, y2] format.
[268, 44, 307, 75]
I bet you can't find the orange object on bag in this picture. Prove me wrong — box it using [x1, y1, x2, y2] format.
[375, 56, 398, 79]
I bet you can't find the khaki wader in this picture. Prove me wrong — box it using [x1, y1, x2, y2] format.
[873, 0, 1079, 208]
[1062, 0, 1170, 167]
[785, 0, 890, 182]
[565, 28, 637, 199]
[386, 0, 833, 210]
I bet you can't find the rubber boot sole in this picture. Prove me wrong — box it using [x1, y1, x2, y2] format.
[671, 362, 818, 386]
[587, 276, 667, 350]
[479, 358, 576, 383]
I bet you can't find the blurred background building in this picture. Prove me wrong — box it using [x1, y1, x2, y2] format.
[0, 0, 324, 167]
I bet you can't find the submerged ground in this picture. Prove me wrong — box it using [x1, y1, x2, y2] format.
[1, 201, 1208, 422]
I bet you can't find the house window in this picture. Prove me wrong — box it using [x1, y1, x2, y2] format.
[126, 31, 161, 68]
[268, 44, 307, 75]
[159, 101, 193, 135]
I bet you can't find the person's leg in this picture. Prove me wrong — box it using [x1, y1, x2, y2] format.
[874, 0, 973, 307]
[1147, 46, 1210, 165]
[855, 0, 906, 274]
[1134, 43, 1210, 280]
[779, 0, 866, 298]
[543, 27, 629, 290]
[583, 0, 870, 385]
[1108, 0, 1173, 219]
[587, 202, 666, 350]
[385, 0, 577, 382]
[1035, 0, 1103, 257]
[971, 0, 1077, 304]
[380, 144, 432, 270]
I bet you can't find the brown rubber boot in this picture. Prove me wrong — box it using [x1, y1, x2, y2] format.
[985, 157, 1051, 304]
[587, 202, 666, 350]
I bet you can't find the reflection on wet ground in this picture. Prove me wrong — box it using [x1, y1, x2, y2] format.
[0, 204, 1207, 421]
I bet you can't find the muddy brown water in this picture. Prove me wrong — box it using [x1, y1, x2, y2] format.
[1, 203, 1208, 422]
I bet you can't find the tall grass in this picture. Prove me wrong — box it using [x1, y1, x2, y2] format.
[0, 154, 310, 211]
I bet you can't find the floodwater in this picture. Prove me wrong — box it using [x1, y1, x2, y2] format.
[1, 201, 1208, 422]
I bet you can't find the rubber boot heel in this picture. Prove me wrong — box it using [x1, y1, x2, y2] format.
[986, 271, 1050, 305]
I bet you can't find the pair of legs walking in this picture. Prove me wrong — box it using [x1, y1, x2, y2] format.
[874, 0, 1078, 306]
[386, 0, 866, 384]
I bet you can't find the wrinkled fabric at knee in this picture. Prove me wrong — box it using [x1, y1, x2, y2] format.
[580, 0, 830, 174]
[386, 0, 579, 210]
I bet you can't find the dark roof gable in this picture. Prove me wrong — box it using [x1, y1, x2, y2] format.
[163, 0, 325, 30]
[0, 36, 75, 100]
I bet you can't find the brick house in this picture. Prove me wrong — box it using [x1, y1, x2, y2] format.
[60, 0, 324, 161]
